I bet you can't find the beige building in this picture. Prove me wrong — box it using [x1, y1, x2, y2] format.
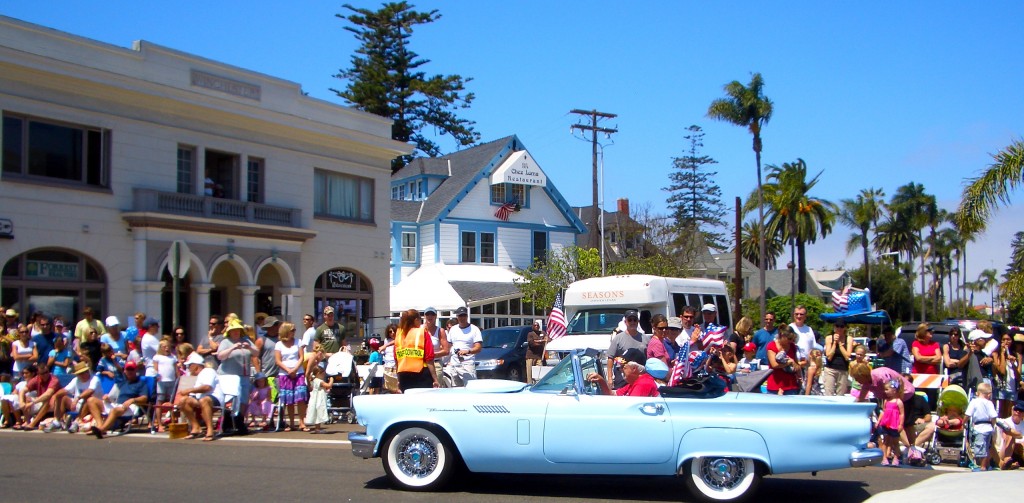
[0, 17, 411, 342]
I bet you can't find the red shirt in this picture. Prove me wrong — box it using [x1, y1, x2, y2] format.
[912, 340, 940, 374]
[766, 340, 799, 392]
[26, 374, 59, 395]
[616, 372, 660, 397]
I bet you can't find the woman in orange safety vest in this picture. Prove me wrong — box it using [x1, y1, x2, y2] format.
[395, 309, 440, 392]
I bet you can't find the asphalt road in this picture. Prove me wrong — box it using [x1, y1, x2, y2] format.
[0, 430, 944, 503]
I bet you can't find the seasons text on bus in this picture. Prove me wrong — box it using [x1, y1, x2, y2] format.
[579, 291, 626, 299]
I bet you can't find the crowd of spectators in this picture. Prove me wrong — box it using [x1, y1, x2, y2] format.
[0, 305, 363, 440]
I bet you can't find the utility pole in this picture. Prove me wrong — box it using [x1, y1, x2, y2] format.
[570, 109, 617, 251]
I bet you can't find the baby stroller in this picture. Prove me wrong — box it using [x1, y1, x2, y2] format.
[925, 384, 972, 467]
[324, 351, 360, 424]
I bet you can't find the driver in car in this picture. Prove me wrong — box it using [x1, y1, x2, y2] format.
[586, 348, 659, 397]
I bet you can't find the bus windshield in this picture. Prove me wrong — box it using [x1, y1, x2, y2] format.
[566, 309, 624, 335]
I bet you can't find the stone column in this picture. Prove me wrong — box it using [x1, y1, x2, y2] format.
[238, 285, 259, 327]
[192, 282, 213, 347]
[132, 281, 165, 328]
[277, 288, 304, 324]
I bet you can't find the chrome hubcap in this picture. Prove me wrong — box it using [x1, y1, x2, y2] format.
[700, 457, 746, 490]
[396, 434, 438, 478]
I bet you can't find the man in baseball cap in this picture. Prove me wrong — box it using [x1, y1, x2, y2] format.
[90, 360, 150, 439]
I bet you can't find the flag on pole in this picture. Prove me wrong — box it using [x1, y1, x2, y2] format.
[832, 285, 851, 311]
[494, 201, 517, 221]
[546, 291, 567, 339]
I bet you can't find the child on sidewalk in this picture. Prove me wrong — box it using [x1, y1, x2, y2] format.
[247, 373, 273, 429]
[965, 382, 998, 471]
[304, 366, 332, 434]
[876, 378, 905, 466]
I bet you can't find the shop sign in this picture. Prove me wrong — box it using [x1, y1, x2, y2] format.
[26, 260, 79, 280]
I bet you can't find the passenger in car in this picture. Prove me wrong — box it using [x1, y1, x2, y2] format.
[586, 348, 659, 397]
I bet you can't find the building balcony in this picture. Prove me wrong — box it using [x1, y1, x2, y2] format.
[124, 188, 316, 242]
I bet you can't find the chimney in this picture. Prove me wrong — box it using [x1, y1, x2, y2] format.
[617, 198, 629, 216]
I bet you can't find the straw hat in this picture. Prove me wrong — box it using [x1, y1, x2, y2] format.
[72, 362, 90, 375]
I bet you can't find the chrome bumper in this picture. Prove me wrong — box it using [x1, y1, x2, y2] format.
[349, 432, 377, 459]
[849, 448, 883, 467]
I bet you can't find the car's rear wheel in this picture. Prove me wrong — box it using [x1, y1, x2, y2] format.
[382, 425, 455, 491]
[684, 456, 760, 502]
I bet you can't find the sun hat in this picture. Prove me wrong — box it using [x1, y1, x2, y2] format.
[225, 318, 246, 333]
[185, 353, 205, 366]
[667, 317, 683, 329]
[72, 362, 90, 375]
[5, 308, 17, 317]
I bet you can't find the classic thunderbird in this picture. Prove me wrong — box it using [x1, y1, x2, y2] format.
[349, 349, 881, 502]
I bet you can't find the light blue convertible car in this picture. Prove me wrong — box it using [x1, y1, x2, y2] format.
[350, 349, 881, 502]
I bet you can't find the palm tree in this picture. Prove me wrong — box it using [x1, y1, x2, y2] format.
[957, 139, 1024, 302]
[956, 139, 1024, 232]
[707, 73, 773, 315]
[873, 213, 917, 269]
[737, 219, 784, 271]
[978, 268, 999, 316]
[839, 187, 886, 289]
[749, 159, 835, 293]
[890, 183, 936, 320]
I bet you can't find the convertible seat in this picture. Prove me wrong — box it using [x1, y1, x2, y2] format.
[659, 375, 727, 399]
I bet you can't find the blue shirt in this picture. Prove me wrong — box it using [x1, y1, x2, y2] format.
[878, 337, 912, 374]
[117, 377, 151, 402]
[101, 333, 127, 356]
[752, 327, 778, 361]
[32, 332, 59, 366]
[48, 348, 74, 375]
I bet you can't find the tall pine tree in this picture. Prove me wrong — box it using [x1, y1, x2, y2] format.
[332, 2, 480, 171]
[664, 125, 728, 250]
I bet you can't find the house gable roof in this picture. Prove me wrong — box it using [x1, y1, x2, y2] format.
[391, 135, 585, 232]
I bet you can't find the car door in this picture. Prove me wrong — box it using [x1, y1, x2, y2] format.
[542, 393, 674, 464]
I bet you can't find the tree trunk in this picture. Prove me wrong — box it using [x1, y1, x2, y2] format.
[797, 239, 808, 293]
[755, 141, 766, 319]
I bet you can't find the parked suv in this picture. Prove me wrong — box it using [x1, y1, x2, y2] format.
[474, 325, 531, 382]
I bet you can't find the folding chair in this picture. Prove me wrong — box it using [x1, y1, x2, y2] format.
[159, 374, 196, 433]
[65, 375, 117, 430]
[214, 374, 243, 436]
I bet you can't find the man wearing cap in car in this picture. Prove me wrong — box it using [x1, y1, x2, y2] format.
[607, 310, 651, 389]
[587, 348, 658, 397]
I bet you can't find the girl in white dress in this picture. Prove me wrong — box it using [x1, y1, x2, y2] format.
[304, 366, 332, 433]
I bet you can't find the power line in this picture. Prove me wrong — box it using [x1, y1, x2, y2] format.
[570, 109, 617, 251]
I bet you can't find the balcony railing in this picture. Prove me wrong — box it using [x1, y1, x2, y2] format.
[131, 188, 301, 227]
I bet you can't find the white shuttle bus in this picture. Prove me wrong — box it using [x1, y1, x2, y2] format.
[540, 274, 732, 376]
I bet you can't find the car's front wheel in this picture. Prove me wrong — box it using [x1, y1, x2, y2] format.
[684, 456, 761, 502]
[382, 425, 455, 491]
[506, 364, 524, 382]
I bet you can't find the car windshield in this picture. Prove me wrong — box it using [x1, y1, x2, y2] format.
[482, 330, 519, 349]
[566, 309, 623, 335]
[532, 350, 602, 394]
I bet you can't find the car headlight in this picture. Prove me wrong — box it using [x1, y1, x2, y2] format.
[475, 359, 504, 370]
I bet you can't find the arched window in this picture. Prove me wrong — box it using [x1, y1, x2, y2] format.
[1, 249, 106, 325]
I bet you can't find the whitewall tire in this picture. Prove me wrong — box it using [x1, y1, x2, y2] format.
[382, 426, 455, 491]
[684, 456, 760, 502]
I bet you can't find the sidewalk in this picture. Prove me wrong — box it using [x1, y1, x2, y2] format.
[866, 470, 1024, 501]
[1, 419, 364, 445]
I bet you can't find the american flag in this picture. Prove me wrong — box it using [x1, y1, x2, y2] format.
[669, 350, 710, 386]
[668, 335, 691, 385]
[546, 291, 567, 339]
[494, 201, 517, 221]
[832, 285, 851, 311]
[700, 323, 727, 350]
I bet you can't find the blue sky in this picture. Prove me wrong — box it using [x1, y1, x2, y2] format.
[5, 1, 1021, 297]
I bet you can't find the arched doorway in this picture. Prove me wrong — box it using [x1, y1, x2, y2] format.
[314, 268, 372, 338]
[1, 249, 106, 325]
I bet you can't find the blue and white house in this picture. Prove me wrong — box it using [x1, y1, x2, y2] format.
[389, 136, 585, 328]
